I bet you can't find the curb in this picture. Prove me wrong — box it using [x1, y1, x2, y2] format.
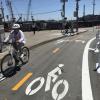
[29, 35, 66, 50]
[0, 30, 88, 60]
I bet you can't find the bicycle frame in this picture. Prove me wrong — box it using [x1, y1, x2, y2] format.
[6, 43, 14, 63]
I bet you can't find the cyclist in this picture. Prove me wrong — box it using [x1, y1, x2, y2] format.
[4, 23, 26, 69]
[94, 30, 100, 53]
[94, 29, 100, 71]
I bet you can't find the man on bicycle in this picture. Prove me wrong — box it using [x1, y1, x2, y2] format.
[94, 29, 100, 71]
[4, 23, 26, 68]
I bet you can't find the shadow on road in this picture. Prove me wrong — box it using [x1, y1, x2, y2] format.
[2, 67, 17, 78]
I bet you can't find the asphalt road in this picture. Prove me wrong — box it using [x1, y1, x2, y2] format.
[0, 28, 99, 100]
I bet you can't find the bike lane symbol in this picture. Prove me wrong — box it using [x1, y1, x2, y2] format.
[25, 64, 69, 100]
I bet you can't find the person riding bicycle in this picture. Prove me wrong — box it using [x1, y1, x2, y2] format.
[95, 29, 100, 53]
[94, 29, 100, 71]
[4, 23, 26, 68]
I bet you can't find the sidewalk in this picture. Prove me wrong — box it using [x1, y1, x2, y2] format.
[0, 28, 87, 60]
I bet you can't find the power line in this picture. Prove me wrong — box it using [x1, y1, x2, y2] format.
[7, 9, 61, 16]
[31, 9, 61, 15]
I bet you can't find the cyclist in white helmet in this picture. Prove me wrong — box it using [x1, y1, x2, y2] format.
[4, 23, 26, 68]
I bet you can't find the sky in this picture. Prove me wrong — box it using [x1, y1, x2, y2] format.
[1, 0, 100, 21]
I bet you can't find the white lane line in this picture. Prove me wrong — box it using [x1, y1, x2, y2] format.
[55, 39, 69, 45]
[89, 48, 95, 51]
[56, 39, 65, 44]
[75, 40, 86, 44]
[82, 37, 95, 100]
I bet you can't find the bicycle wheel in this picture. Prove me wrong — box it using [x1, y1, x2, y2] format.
[1, 54, 15, 77]
[21, 47, 30, 64]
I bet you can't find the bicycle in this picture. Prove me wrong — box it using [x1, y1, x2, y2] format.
[62, 29, 70, 36]
[0, 42, 30, 77]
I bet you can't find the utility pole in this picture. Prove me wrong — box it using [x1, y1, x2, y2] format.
[60, 0, 68, 20]
[75, 0, 80, 32]
[83, 4, 85, 17]
[93, 0, 95, 15]
[27, 0, 32, 21]
[60, 0, 68, 31]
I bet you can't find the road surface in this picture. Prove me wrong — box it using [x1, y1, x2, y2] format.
[0, 28, 99, 100]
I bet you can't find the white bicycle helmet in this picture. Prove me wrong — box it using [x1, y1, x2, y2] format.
[12, 24, 20, 29]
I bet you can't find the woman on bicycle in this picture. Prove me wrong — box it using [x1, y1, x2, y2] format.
[4, 23, 26, 67]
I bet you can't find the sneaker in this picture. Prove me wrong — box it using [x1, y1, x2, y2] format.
[93, 63, 100, 72]
[94, 48, 99, 53]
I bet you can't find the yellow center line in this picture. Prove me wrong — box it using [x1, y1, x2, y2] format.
[12, 72, 33, 91]
[53, 48, 60, 53]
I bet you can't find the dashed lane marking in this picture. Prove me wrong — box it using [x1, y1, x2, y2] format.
[53, 48, 60, 54]
[75, 40, 86, 44]
[56, 39, 65, 44]
[12, 72, 33, 91]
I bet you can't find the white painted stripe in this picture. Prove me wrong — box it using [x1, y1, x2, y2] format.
[89, 48, 95, 51]
[55, 39, 66, 45]
[75, 40, 86, 44]
[56, 39, 65, 44]
[55, 39, 70, 45]
[82, 37, 95, 100]
[58, 64, 64, 68]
